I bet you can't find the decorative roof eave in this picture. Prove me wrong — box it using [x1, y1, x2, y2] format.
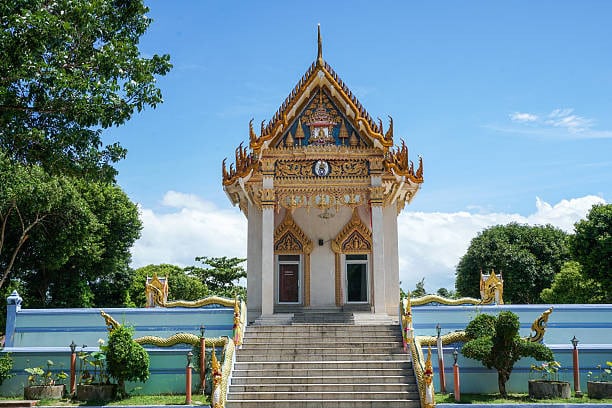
[383, 139, 424, 184]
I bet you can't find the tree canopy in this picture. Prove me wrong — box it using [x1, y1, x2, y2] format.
[0, 0, 171, 181]
[461, 311, 553, 396]
[455, 223, 570, 303]
[570, 203, 612, 303]
[540, 261, 601, 304]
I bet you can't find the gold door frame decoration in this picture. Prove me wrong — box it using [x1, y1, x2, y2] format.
[331, 208, 372, 306]
[274, 211, 313, 306]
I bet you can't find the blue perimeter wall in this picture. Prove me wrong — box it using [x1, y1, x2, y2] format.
[411, 304, 612, 394]
[1, 296, 234, 396]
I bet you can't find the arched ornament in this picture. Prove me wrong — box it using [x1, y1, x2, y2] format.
[331, 209, 372, 254]
[274, 211, 313, 254]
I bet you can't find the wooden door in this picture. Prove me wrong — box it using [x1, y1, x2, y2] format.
[279, 263, 299, 303]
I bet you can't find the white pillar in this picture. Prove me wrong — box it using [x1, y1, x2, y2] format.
[371, 203, 386, 314]
[261, 203, 274, 316]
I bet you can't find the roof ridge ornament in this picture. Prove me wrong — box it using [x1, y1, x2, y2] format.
[317, 24, 323, 66]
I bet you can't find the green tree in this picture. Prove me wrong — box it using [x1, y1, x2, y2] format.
[540, 261, 601, 304]
[129, 264, 208, 307]
[0, 156, 94, 292]
[461, 311, 553, 396]
[5, 178, 141, 308]
[0, 0, 171, 181]
[188, 256, 247, 299]
[570, 204, 612, 303]
[455, 223, 570, 303]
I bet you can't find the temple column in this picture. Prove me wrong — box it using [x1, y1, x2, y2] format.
[260, 161, 276, 316]
[370, 184, 386, 314]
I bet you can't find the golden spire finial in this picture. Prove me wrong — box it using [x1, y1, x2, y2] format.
[317, 24, 323, 65]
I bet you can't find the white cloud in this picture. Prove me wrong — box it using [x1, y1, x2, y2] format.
[131, 191, 247, 268]
[397, 195, 605, 292]
[131, 192, 606, 295]
[510, 112, 538, 123]
[502, 108, 610, 139]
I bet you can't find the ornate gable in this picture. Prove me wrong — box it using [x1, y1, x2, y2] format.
[274, 211, 313, 254]
[331, 209, 372, 254]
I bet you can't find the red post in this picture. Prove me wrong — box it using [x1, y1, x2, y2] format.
[200, 325, 206, 393]
[453, 362, 460, 401]
[572, 336, 583, 397]
[436, 324, 446, 393]
[186, 351, 193, 404]
[69, 341, 76, 395]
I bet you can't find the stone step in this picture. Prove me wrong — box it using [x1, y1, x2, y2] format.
[230, 375, 414, 385]
[232, 367, 413, 378]
[234, 360, 411, 371]
[246, 324, 399, 331]
[227, 391, 418, 401]
[237, 347, 405, 355]
[241, 337, 402, 346]
[225, 399, 421, 408]
[229, 383, 419, 393]
[235, 353, 408, 362]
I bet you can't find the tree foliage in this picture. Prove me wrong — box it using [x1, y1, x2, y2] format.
[570, 204, 612, 303]
[1, 153, 141, 313]
[540, 261, 601, 304]
[0, 0, 171, 181]
[455, 223, 570, 303]
[461, 311, 553, 396]
[187, 256, 247, 299]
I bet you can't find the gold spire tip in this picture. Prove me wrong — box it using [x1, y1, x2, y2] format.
[317, 24, 323, 65]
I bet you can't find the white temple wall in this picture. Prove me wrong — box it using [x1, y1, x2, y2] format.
[383, 205, 400, 316]
[293, 207, 353, 308]
[247, 201, 262, 320]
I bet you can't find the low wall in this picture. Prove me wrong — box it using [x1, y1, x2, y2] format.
[1, 291, 236, 396]
[410, 304, 612, 394]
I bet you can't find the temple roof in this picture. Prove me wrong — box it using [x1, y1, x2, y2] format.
[248, 25, 394, 154]
[222, 27, 424, 209]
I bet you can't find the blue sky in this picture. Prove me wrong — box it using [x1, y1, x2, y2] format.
[104, 1, 611, 291]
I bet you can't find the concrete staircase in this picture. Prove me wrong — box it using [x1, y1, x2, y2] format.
[227, 323, 420, 408]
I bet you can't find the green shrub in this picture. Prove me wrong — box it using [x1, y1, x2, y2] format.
[0, 353, 14, 385]
[462, 311, 553, 397]
[106, 326, 149, 397]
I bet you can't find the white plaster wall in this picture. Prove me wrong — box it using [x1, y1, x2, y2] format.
[247, 201, 262, 320]
[383, 205, 400, 316]
[293, 206, 355, 308]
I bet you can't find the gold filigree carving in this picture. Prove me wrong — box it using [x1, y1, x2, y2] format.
[261, 158, 275, 175]
[332, 209, 372, 254]
[369, 157, 384, 173]
[274, 211, 313, 254]
[259, 188, 276, 206]
[369, 186, 385, 206]
[275, 159, 369, 179]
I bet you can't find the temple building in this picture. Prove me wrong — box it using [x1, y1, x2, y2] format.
[222, 27, 423, 320]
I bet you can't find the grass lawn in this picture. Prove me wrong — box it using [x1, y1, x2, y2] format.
[4, 394, 210, 406]
[436, 392, 612, 404]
